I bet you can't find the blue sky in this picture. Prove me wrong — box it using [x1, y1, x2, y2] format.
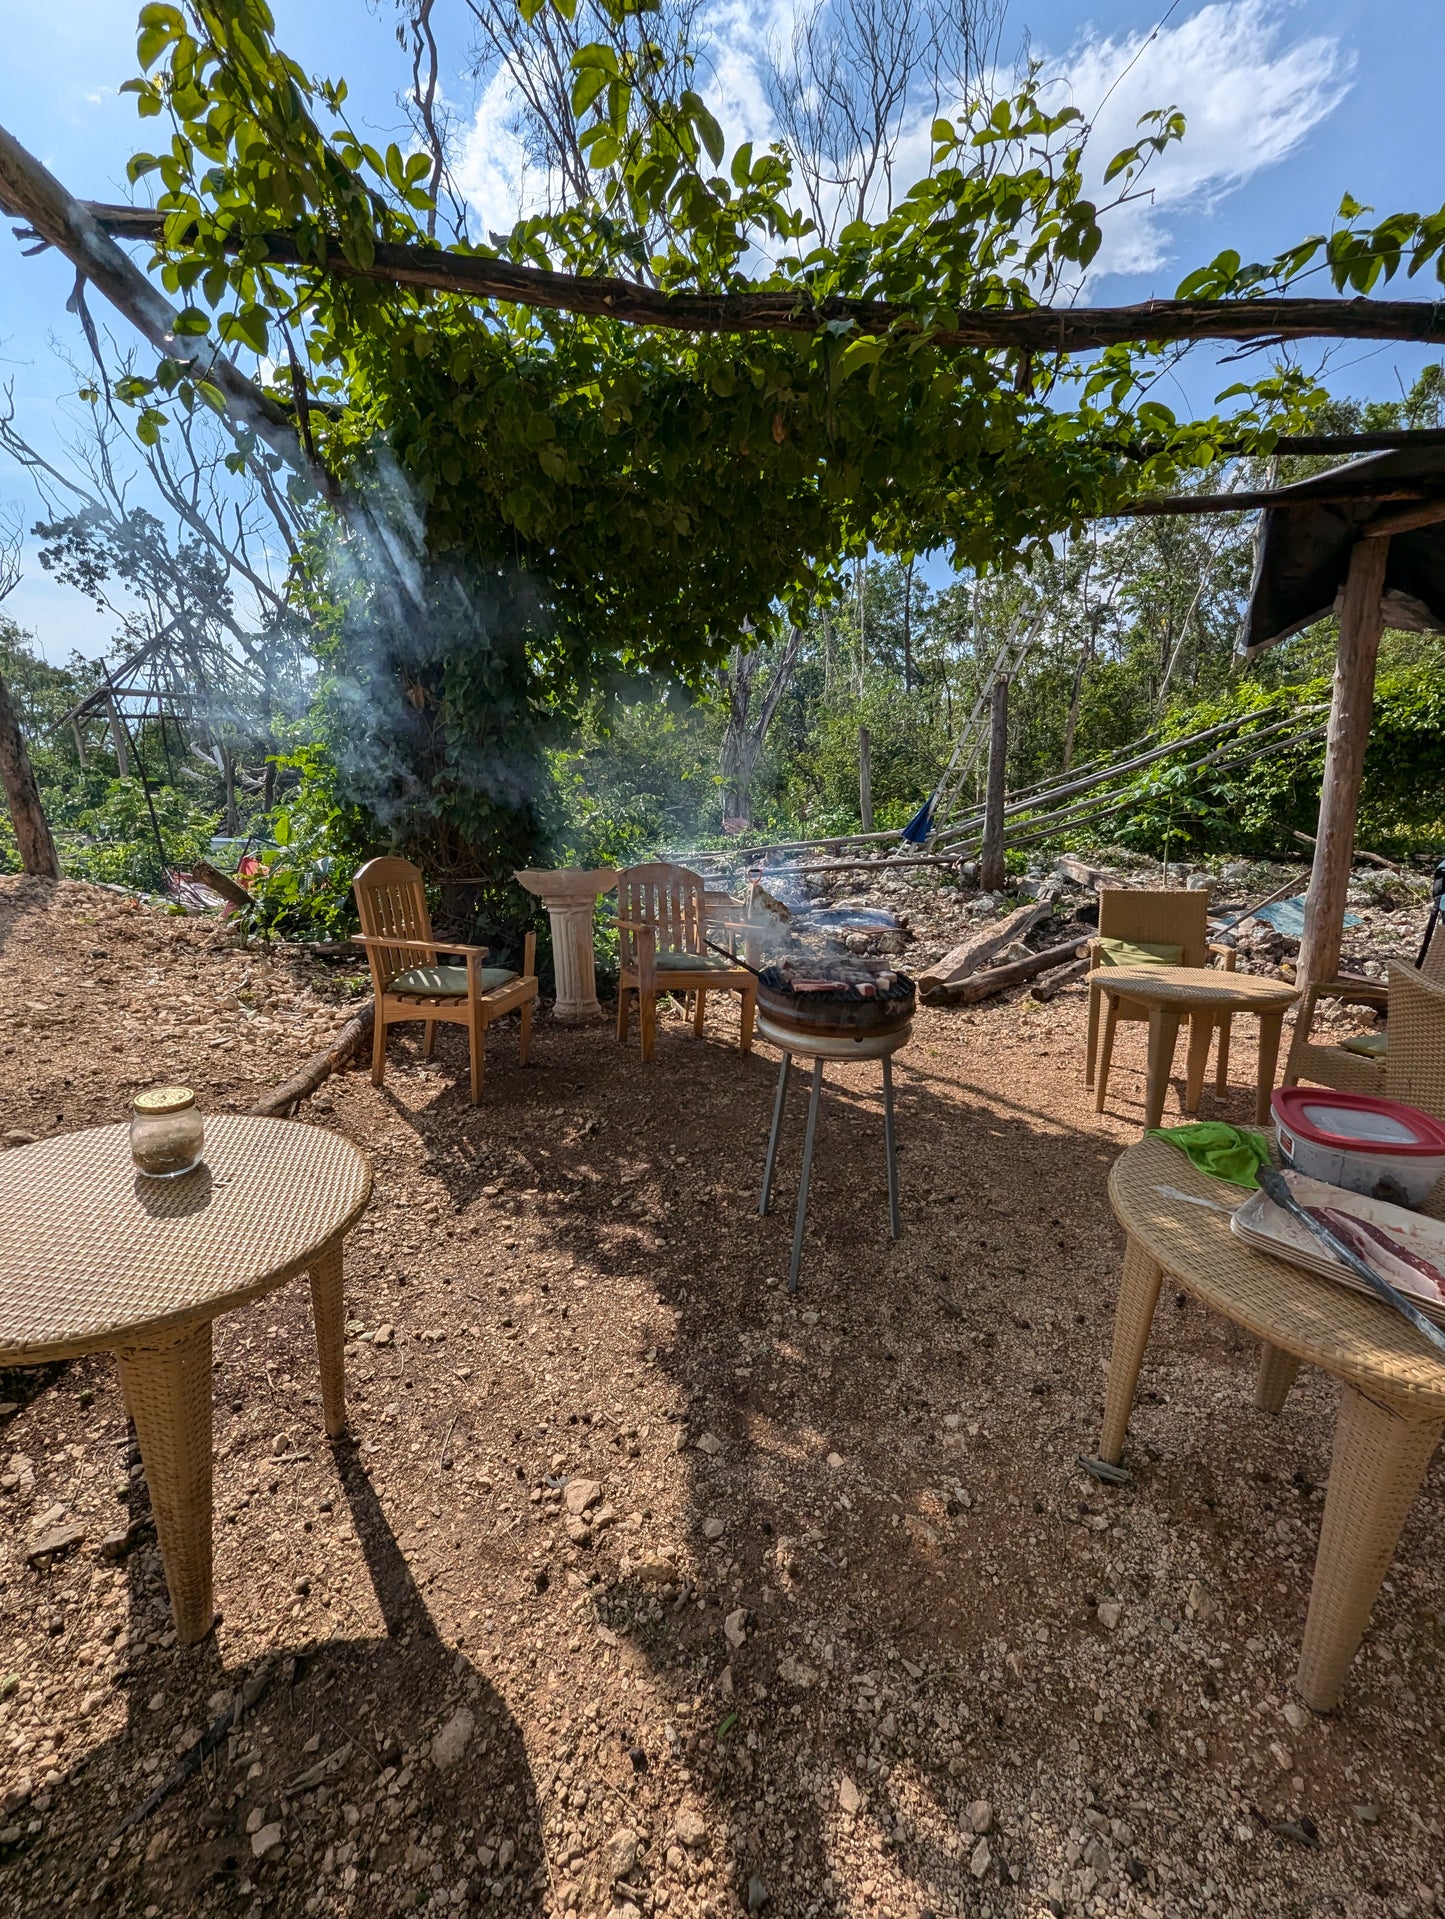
[2, 0, 1443, 659]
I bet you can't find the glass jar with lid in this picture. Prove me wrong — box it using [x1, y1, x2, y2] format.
[130, 1086, 205, 1178]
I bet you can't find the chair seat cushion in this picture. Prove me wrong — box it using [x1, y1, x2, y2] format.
[1098, 937, 1186, 969]
[1338, 1031, 1388, 1058]
[390, 964, 518, 998]
[652, 949, 739, 974]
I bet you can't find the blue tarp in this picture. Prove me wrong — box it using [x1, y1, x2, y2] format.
[900, 796, 936, 845]
[1249, 895, 1360, 939]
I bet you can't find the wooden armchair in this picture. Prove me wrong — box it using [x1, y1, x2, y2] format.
[1283, 933, 1445, 1094]
[353, 856, 537, 1104]
[1086, 889, 1238, 1110]
[613, 862, 756, 1064]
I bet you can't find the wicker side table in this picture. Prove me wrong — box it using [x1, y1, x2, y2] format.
[1088, 965, 1299, 1128]
[0, 1116, 371, 1643]
[1104, 1137, 1445, 1710]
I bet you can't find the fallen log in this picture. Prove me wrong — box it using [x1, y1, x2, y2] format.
[1029, 956, 1091, 1002]
[916, 898, 1057, 994]
[924, 938, 1086, 1007]
[1053, 856, 1121, 892]
[249, 1000, 375, 1117]
[191, 859, 254, 912]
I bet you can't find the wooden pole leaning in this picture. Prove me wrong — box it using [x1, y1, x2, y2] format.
[1298, 537, 1388, 985]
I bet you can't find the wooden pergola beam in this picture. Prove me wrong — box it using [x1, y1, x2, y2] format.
[1110, 484, 1445, 519]
[78, 201, 1445, 355]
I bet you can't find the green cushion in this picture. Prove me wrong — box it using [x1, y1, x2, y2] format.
[652, 949, 738, 973]
[1098, 937, 1185, 969]
[1339, 1032, 1388, 1058]
[390, 964, 518, 998]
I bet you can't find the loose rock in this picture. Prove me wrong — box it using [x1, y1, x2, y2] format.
[431, 1707, 474, 1771]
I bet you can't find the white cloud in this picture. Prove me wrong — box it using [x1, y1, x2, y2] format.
[1046, 2, 1352, 279]
[456, 66, 540, 243]
[456, 0, 1350, 280]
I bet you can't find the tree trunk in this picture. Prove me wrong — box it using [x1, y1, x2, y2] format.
[223, 747, 239, 835]
[858, 725, 873, 830]
[718, 624, 804, 825]
[0, 669, 60, 877]
[902, 557, 914, 691]
[1298, 538, 1388, 984]
[979, 675, 1009, 891]
[1061, 629, 1094, 773]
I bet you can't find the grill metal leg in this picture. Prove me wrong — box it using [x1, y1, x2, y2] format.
[760, 1050, 792, 1216]
[882, 1053, 900, 1239]
[788, 1057, 825, 1293]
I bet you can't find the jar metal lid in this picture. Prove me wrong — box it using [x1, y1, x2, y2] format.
[132, 1085, 197, 1116]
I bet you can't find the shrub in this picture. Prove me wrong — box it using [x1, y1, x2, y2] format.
[64, 781, 220, 893]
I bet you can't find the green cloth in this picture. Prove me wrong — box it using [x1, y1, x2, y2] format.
[1146, 1121, 1273, 1188]
[652, 949, 738, 973]
[1339, 1032, 1388, 1058]
[389, 963, 518, 997]
[1098, 936, 1185, 969]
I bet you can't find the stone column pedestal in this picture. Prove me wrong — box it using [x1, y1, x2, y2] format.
[515, 868, 618, 1022]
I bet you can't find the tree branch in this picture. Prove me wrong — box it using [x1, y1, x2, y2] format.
[0, 126, 330, 501]
[79, 201, 1445, 352]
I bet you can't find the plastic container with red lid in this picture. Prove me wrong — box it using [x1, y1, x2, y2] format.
[1270, 1087, 1445, 1208]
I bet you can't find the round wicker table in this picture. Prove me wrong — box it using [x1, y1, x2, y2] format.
[1104, 1136, 1445, 1710]
[0, 1116, 371, 1643]
[1088, 965, 1299, 1128]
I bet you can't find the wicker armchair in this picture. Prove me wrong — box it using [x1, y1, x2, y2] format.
[1380, 961, 1445, 1123]
[1086, 889, 1237, 1107]
[1282, 934, 1445, 1094]
[613, 862, 756, 1064]
[353, 857, 537, 1104]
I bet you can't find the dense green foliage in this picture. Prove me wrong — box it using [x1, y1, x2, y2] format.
[13, 3, 1445, 923]
[107, 0, 1347, 892]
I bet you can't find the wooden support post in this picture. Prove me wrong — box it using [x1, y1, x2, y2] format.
[858, 724, 873, 831]
[105, 694, 130, 777]
[979, 675, 1009, 892]
[0, 669, 60, 878]
[1299, 538, 1388, 985]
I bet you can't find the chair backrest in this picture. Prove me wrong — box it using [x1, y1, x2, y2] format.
[354, 856, 435, 990]
[1097, 888, 1210, 968]
[616, 862, 707, 969]
[1385, 962, 1445, 1121]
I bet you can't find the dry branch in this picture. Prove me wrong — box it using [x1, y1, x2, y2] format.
[0, 129, 322, 493]
[79, 203, 1445, 354]
[249, 1001, 374, 1118]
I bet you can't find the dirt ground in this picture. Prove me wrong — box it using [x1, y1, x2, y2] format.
[1, 873, 1442, 1919]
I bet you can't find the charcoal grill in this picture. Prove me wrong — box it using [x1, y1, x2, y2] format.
[755, 963, 915, 1290]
